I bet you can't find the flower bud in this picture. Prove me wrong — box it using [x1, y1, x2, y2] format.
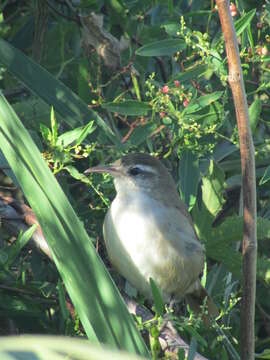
[183, 99, 189, 107]
[162, 85, 169, 94]
[230, 3, 237, 17]
[159, 111, 166, 118]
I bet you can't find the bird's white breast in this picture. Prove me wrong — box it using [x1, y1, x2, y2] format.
[103, 190, 204, 300]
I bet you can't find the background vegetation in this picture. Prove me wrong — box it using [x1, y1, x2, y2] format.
[0, 0, 270, 359]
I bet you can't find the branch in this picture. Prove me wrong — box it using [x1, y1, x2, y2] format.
[215, 2, 257, 360]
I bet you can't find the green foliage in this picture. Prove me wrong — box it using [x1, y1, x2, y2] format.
[149, 278, 165, 317]
[136, 39, 187, 56]
[102, 100, 151, 116]
[178, 150, 200, 210]
[40, 107, 96, 174]
[0, 0, 270, 359]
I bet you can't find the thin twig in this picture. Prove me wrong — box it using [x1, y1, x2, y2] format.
[215, 2, 257, 360]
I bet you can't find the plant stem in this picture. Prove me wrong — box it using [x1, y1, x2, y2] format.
[215, 1, 257, 360]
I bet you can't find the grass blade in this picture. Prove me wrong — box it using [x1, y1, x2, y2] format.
[0, 93, 149, 357]
[0, 38, 119, 146]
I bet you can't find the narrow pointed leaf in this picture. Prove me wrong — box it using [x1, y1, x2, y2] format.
[172, 64, 209, 83]
[136, 39, 186, 57]
[0, 94, 149, 357]
[249, 98, 262, 133]
[0, 38, 119, 146]
[178, 150, 199, 210]
[149, 278, 165, 317]
[102, 100, 151, 116]
[183, 92, 223, 115]
[260, 166, 270, 185]
[0, 335, 147, 360]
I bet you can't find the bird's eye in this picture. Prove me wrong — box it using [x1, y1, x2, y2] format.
[128, 166, 142, 176]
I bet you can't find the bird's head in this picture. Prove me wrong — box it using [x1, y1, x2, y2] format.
[84, 153, 177, 199]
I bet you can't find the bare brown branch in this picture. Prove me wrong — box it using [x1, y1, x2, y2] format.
[215, 1, 257, 359]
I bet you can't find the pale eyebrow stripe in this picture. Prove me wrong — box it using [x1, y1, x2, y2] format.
[135, 164, 157, 174]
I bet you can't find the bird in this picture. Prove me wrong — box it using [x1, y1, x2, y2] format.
[85, 153, 217, 317]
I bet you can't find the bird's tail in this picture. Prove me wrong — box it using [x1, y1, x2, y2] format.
[186, 282, 219, 324]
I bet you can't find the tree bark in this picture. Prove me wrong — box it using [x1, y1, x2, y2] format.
[215, 2, 257, 360]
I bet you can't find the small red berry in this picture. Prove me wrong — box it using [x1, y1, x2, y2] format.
[183, 99, 189, 107]
[230, 3, 237, 17]
[159, 111, 166, 118]
[174, 80, 180, 87]
[162, 85, 169, 94]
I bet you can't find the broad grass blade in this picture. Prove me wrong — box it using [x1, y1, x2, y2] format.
[0, 94, 149, 357]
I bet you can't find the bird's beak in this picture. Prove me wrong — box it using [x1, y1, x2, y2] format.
[84, 165, 121, 175]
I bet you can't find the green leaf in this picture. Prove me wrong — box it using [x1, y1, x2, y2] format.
[136, 39, 186, 57]
[246, 24, 255, 54]
[76, 121, 96, 146]
[131, 71, 141, 101]
[187, 337, 197, 360]
[57, 122, 96, 147]
[257, 257, 270, 286]
[208, 216, 270, 245]
[0, 250, 8, 265]
[249, 98, 262, 133]
[102, 100, 151, 116]
[57, 280, 70, 321]
[258, 217, 270, 240]
[213, 9, 256, 47]
[0, 94, 149, 357]
[204, 217, 243, 277]
[50, 107, 58, 147]
[40, 124, 51, 144]
[64, 165, 88, 183]
[5, 225, 37, 268]
[256, 349, 270, 359]
[183, 326, 207, 348]
[12, 98, 52, 130]
[186, 102, 224, 127]
[178, 348, 185, 360]
[0, 335, 148, 360]
[192, 200, 213, 239]
[201, 160, 225, 218]
[178, 150, 199, 210]
[213, 141, 238, 162]
[205, 242, 242, 278]
[204, 216, 270, 280]
[172, 64, 209, 83]
[259, 166, 270, 185]
[126, 123, 157, 147]
[0, 38, 119, 146]
[183, 92, 223, 115]
[235, 9, 257, 37]
[208, 217, 242, 245]
[149, 278, 165, 317]
[162, 23, 179, 37]
[0, 293, 45, 316]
